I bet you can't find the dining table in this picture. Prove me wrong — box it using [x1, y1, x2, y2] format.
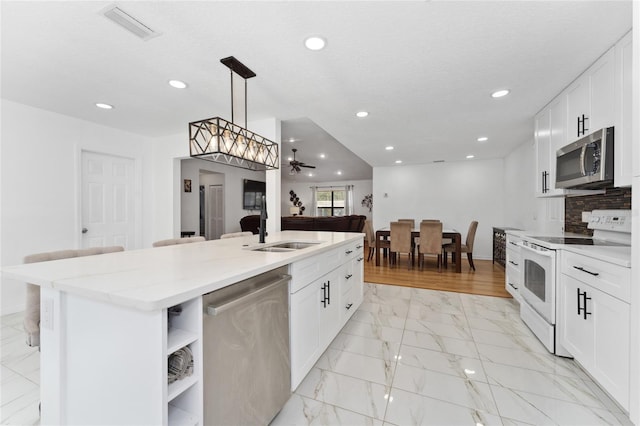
[375, 227, 463, 273]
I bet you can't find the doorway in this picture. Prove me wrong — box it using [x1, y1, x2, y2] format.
[206, 185, 224, 240]
[81, 151, 136, 249]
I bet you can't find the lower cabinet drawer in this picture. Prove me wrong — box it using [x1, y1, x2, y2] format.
[561, 251, 631, 302]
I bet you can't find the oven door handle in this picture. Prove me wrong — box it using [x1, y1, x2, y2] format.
[517, 242, 555, 258]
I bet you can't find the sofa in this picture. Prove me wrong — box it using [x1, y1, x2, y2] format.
[239, 215, 366, 234]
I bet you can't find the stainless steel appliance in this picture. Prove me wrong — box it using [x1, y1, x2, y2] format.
[555, 127, 614, 189]
[203, 266, 291, 426]
[519, 210, 631, 357]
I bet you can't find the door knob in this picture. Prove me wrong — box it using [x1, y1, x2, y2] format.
[82, 228, 88, 234]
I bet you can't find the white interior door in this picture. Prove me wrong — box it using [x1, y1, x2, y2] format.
[81, 151, 135, 249]
[207, 185, 224, 240]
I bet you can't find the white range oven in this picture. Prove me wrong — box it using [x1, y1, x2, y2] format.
[519, 209, 631, 357]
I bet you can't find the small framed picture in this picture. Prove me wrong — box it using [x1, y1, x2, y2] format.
[184, 179, 192, 193]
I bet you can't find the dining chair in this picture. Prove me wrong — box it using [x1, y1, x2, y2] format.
[390, 221, 413, 269]
[220, 231, 253, 239]
[23, 246, 125, 347]
[363, 219, 376, 261]
[398, 219, 415, 227]
[152, 236, 206, 247]
[418, 221, 443, 272]
[443, 220, 479, 271]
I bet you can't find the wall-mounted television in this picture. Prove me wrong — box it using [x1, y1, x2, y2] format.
[243, 179, 266, 210]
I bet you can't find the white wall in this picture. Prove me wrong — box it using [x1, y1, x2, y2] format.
[1, 100, 156, 314]
[180, 158, 265, 236]
[372, 159, 504, 261]
[281, 179, 373, 219]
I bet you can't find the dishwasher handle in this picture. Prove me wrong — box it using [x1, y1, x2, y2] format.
[206, 274, 291, 316]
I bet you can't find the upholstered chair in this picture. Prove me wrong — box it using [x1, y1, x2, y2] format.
[443, 221, 479, 271]
[398, 219, 415, 228]
[152, 236, 205, 247]
[363, 219, 376, 261]
[390, 221, 413, 269]
[220, 232, 253, 239]
[418, 221, 443, 271]
[23, 246, 125, 347]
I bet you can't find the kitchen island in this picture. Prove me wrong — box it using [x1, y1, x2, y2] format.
[1, 231, 365, 425]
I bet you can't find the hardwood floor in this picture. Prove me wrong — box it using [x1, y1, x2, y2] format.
[363, 251, 511, 298]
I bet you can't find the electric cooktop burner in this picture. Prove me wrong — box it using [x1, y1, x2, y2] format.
[529, 236, 629, 246]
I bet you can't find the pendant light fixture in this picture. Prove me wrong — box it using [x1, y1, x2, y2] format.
[189, 56, 279, 171]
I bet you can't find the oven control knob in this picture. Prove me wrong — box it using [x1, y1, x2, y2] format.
[592, 216, 600, 223]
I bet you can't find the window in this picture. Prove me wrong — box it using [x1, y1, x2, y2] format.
[316, 189, 345, 216]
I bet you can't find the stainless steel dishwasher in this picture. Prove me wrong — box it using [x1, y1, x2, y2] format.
[202, 266, 291, 426]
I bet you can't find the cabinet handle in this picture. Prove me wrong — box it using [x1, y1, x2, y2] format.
[345, 274, 353, 280]
[509, 241, 519, 246]
[321, 284, 327, 308]
[577, 287, 583, 316]
[357, 257, 364, 262]
[508, 282, 518, 290]
[345, 250, 353, 255]
[346, 303, 353, 310]
[573, 266, 599, 277]
[508, 260, 518, 266]
[541, 171, 549, 193]
[356, 245, 363, 249]
[583, 292, 592, 320]
[577, 288, 592, 320]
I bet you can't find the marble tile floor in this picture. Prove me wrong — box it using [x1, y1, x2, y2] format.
[0, 283, 632, 425]
[272, 283, 632, 426]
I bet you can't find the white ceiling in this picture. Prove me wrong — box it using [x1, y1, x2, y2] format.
[1, 1, 632, 182]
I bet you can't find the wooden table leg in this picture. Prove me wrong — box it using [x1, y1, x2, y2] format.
[375, 233, 381, 266]
[455, 234, 461, 273]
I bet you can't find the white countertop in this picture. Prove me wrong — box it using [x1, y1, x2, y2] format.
[1, 231, 364, 311]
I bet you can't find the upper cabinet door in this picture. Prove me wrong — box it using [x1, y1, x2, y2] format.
[589, 47, 616, 133]
[535, 108, 551, 196]
[565, 76, 590, 142]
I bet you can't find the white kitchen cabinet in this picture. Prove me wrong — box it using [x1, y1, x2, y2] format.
[565, 47, 615, 142]
[535, 107, 552, 196]
[614, 31, 633, 187]
[504, 234, 522, 303]
[289, 239, 364, 390]
[565, 74, 590, 141]
[559, 251, 631, 411]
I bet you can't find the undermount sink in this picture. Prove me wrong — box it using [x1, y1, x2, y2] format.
[249, 241, 322, 252]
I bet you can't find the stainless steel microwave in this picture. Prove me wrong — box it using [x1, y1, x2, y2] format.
[555, 127, 614, 189]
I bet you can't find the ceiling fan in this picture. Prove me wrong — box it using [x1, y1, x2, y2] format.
[289, 148, 316, 174]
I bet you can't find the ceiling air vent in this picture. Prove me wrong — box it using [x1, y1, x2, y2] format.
[101, 4, 159, 41]
[433, 160, 445, 163]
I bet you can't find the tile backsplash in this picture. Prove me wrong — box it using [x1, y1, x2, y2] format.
[565, 187, 632, 235]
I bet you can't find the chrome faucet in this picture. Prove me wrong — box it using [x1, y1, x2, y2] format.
[259, 195, 267, 244]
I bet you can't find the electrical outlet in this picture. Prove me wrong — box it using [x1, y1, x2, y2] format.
[41, 297, 54, 330]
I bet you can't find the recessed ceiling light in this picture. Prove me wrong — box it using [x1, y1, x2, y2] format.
[287, 157, 293, 161]
[395, 160, 402, 164]
[477, 137, 488, 142]
[319, 153, 326, 159]
[304, 36, 326, 51]
[337, 171, 342, 175]
[385, 146, 394, 151]
[288, 138, 295, 143]
[168, 80, 187, 89]
[356, 111, 369, 118]
[95, 103, 113, 109]
[308, 172, 313, 177]
[491, 89, 510, 98]
[466, 155, 475, 159]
